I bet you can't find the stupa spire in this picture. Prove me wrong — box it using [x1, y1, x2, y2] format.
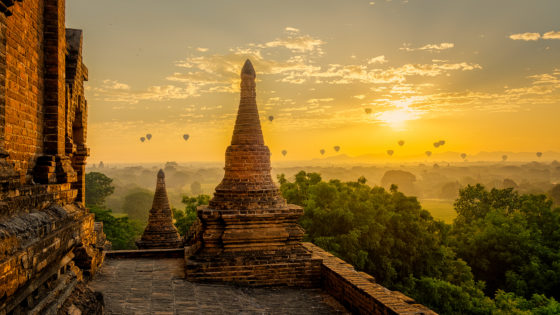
[231, 59, 264, 146]
[136, 169, 182, 249]
[208, 60, 285, 211]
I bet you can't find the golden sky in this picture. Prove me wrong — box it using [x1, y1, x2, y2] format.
[66, 0, 560, 163]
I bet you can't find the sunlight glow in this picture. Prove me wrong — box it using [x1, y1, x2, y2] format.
[375, 108, 421, 130]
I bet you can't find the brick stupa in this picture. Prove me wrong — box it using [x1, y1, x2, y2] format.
[136, 170, 183, 249]
[185, 59, 321, 286]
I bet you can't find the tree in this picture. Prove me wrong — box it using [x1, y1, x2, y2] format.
[190, 181, 203, 195]
[451, 185, 560, 299]
[122, 189, 153, 223]
[173, 194, 210, 235]
[380, 170, 416, 195]
[493, 290, 560, 315]
[410, 277, 494, 315]
[85, 172, 115, 207]
[85, 173, 145, 250]
[90, 205, 143, 250]
[548, 184, 560, 206]
[441, 181, 461, 200]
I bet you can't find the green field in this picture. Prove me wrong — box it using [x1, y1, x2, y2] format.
[110, 212, 128, 218]
[420, 199, 456, 223]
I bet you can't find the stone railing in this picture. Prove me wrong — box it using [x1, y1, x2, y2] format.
[303, 243, 436, 315]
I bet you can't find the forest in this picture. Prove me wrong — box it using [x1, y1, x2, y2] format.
[86, 166, 560, 314]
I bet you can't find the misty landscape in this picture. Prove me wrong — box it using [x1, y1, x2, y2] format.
[88, 157, 560, 223]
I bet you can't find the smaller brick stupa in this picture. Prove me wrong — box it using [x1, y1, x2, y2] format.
[136, 169, 182, 249]
[185, 59, 321, 287]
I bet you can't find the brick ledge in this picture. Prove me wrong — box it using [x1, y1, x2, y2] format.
[303, 242, 436, 315]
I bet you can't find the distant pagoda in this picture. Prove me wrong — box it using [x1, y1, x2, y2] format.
[185, 59, 320, 287]
[136, 170, 182, 249]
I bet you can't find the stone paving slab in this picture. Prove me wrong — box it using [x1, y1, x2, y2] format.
[90, 257, 349, 315]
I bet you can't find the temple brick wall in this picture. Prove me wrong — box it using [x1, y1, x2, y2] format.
[3, 0, 44, 176]
[0, 1, 106, 313]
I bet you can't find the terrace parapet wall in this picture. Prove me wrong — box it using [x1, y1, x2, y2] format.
[303, 243, 437, 315]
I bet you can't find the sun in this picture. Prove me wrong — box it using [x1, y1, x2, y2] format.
[375, 108, 421, 130]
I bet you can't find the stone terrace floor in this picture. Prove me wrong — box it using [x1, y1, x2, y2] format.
[89, 257, 349, 315]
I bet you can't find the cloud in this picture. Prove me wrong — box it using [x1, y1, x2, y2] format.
[91, 81, 200, 104]
[285, 27, 300, 33]
[196, 47, 209, 52]
[543, 31, 560, 40]
[509, 30, 560, 41]
[307, 97, 334, 105]
[509, 32, 541, 41]
[528, 73, 560, 85]
[102, 79, 130, 90]
[260, 34, 325, 53]
[263, 60, 481, 85]
[367, 55, 387, 64]
[400, 42, 454, 52]
[418, 43, 454, 51]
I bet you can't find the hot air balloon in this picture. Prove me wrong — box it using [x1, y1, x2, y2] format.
[387, 149, 394, 156]
[268, 115, 274, 122]
[433, 142, 440, 148]
[183, 134, 189, 141]
[334, 146, 340, 152]
[398, 140, 405, 146]
[320, 149, 325, 155]
[502, 155, 508, 161]
[425, 151, 432, 157]
[281, 150, 287, 157]
[365, 108, 372, 114]
[146, 133, 152, 140]
[536, 152, 543, 158]
[460, 153, 467, 160]
[140, 137, 146, 142]
[438, 140, 445, 146]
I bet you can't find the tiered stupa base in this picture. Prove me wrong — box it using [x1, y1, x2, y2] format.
[136, 230, 183, 249]
[185, 247, 321, 287]
[185, 205, 322, 287]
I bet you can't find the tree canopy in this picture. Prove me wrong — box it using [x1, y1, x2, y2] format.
[451, 184, 560, 299]
[85, 172, 115, 207]
[279, 171, 560, 314]
[173, 194, 209, 235]
[122, 189, 154, 223]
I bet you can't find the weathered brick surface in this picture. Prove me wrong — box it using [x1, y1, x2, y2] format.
[209, 60, 288, 212]
[3, 0, 44, 178]
[304, 243, 436, 315]
[137, 170, 182, 249]
[186, 246, 322, 287]
[66, 28, 89, 204]
[0, 204, 105, 313]
[186, 60, 318, 286]
[0, 1, 105, 313]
